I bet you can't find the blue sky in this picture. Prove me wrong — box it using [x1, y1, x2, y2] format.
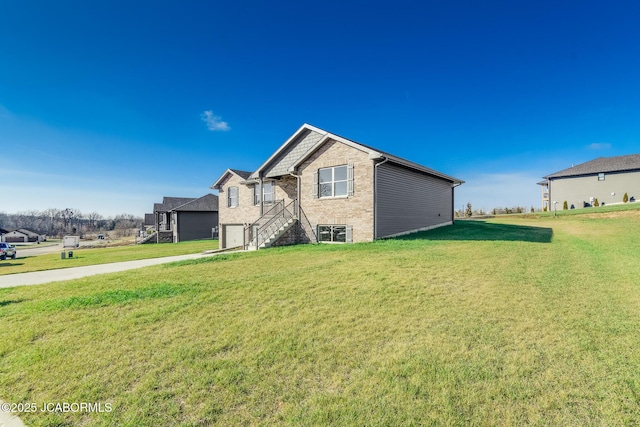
[2, 0, 639, 216]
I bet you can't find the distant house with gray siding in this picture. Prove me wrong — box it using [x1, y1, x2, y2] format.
[211, 123, 464, 249]
[151, 195, 218, 243]
[539, 154, 640, 210]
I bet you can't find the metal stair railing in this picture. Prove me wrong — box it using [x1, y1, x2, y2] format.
[255, 199, 297, 249]
[245, 200, 284, 249]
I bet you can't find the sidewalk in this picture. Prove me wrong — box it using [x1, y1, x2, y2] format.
[0, 251, 238, 289]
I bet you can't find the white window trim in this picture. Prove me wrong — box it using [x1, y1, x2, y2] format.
[317, 224, 352, 243]
[254, 181, 276, 205]
[318, 165, 349, 198]
[228, 186, 239, 208]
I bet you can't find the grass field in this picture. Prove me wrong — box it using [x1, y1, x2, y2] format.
[1, 210, 640, 425]
[0, 240, 218, 276]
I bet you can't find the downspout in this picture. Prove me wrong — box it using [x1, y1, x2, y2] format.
[452, 182, 462, 224]
[288, 171, 301, 243]
[259, 176, 264, 216]
[373, 156, 390, 240]
[288, 171, 300, 218]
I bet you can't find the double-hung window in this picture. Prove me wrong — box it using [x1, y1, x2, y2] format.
[227, 186, 239, 208]
[319, 165, 348, 198]
[254, 181, 275, 205]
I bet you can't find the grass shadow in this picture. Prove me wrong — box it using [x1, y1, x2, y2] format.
[396, 220, 553, 243]
[0, 262, 25, 267]
[0, 299, 24, 307]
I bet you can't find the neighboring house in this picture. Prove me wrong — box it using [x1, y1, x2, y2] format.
[151, 195, 219, 243]
[539, 154, 640, 210]
[211, 123, 464, 250]
[169, 194, 219, 243]
[144, 214, 155, 229]
[0, 227, 9, 242]
[153, 197, 196, 242]
[2, 228, 45, 243]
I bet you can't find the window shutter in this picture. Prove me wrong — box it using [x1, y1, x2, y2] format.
[251, 185, 256, 205]
[270, 181, 275, 201]
[312, 170, 319, 198]
[347, 163, 354, 196]
[227, 190, 231, 208]
[346, 225, 353, 243]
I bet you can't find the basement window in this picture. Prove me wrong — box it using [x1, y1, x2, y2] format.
[318, 225, 352, 243]
[598, 173, 605, 181]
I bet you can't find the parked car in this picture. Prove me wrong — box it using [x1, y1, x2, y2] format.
[0, 242, 16, 260]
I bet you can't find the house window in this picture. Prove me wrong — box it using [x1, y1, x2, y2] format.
[227, 186, 239, 208]
[319, 165, 348, 197]
[318, 225, 352, 243]
[254, 181, 275, 205]
[598, 173, 605, 181]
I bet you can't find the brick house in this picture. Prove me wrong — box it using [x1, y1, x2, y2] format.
[211, 124, 464, 249]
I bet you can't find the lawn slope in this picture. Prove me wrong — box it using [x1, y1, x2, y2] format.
[1, 212, 640, 425]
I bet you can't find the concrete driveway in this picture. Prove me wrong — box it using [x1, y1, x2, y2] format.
[0, 251, 238, 289]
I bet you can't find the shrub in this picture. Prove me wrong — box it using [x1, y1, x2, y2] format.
[563, 201, 568, 210]
[623, 192, 629, 203]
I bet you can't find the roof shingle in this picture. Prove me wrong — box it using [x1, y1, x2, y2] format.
[544, 154, 640, 179]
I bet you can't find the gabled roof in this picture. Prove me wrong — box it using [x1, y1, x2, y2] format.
[544, 154, 640, 179]
[154, 197, 196, 213]
[144, 214, 155, 226]
[17, 228, 41, 237]
[171, 193, 219, 212]
[252, 123, 464, 184]
[210, 168, 253, 190]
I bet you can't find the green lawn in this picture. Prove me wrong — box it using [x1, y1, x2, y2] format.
[0, 240, 218, 276]
[1, 211, 640, 426]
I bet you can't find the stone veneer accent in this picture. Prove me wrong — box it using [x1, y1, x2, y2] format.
[298, 139, 375, 243]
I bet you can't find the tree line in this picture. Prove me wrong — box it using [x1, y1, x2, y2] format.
[455, 202, 539, 218]
[0, 208, 143, 238]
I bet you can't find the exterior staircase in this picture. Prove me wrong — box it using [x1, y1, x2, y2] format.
[138, 232, 157, 244]
[246, 199, 297, 250]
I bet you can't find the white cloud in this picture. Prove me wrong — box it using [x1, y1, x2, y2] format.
[588, 142, 611, 150]
[201, 110, 230, 131]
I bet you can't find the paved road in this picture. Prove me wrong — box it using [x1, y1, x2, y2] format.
[0, 251, 237, 289]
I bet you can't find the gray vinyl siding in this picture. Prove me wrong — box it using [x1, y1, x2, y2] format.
[376, 162, 453, 238]
[175, 211, 219, 242]
[263, 129, 324, 178]
[550, 170, 640, 209]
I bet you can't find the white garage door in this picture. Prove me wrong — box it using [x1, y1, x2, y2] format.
[224, 225, 244, 249]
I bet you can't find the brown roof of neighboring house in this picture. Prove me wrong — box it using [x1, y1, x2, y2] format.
[544, 154, 640, 179]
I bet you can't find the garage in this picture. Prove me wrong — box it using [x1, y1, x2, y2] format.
[223, 224, 244, 249]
